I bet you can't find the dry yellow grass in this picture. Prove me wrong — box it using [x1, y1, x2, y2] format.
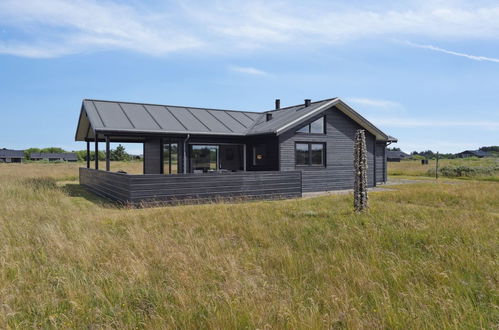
[0, 162, 498, 328]
[388, 158, 499, 178]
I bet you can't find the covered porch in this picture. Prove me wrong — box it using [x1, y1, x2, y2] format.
[79, 133, 298, 205]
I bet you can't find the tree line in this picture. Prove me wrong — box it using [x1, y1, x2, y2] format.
[388, 146, 498, 159]
[23, 145, 136, 161]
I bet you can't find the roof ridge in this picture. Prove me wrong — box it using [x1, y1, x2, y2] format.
[264, 97, 338, 113]
[84, 99, 260, 114]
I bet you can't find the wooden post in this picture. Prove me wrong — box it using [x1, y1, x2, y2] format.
[86, 140, 90, 169]
[105, 136, 110, 171]
[95, 134, 99, 170]
[354, 129, 368, 212]
[436, 152, 439, 179]
[243, 144, 247, 171]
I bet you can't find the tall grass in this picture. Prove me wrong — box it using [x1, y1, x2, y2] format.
[389, 158, 499, 180]
[0, 163, 498, 328]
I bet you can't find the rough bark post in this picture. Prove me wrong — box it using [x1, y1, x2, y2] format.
[354, 129, 368, 212]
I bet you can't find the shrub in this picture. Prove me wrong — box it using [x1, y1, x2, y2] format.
[428, 165, 499, 178]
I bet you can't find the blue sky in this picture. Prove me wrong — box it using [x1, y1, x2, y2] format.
[1, 0, 498, 154]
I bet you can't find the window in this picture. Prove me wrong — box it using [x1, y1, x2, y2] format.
[295, 143, 325, 166]
[295, 143, 309, 165]
[296, 116, 325, 134]
[190, 145, 218, 173]
[163, 142, 178, 174]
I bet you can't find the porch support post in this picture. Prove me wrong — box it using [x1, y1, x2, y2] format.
[159, 137, 164, 174]
[94, 133, 99, 170]
[86, 140, 90, 169]
[183, 139, 187, 174]
[243, 144, 247, 171]
[373, 141, 376, 187]
[105, 135, 110, 172]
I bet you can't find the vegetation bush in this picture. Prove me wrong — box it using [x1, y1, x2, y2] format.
[427, 165, 499, 178]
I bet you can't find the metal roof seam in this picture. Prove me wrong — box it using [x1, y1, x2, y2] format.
[165, 107, 189, 130]
[185, 108, 212, 131]
[207, 110, 234, 133]
[117, 103, 136, 129]
[141, 104, 163, 130]
[223, 111, 248, 128]
[90, 100, 107, 127]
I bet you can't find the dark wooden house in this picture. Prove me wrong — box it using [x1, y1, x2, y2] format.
[0, 148, 24, 163]
[386, 150, 410, 162]
[30, 152, 78, 162]
[455, 150, 490, 158]
[75, 98, 397, 204]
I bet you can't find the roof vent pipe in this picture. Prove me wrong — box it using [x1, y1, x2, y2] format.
[304, 99, 311, 107]
[275, 99, 280, 110]
[266, 113, 273, 121]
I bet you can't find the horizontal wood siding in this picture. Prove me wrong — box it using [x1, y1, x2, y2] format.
[279, 106, 379, 192]
[80, 168, 301, 205]
[144, 137, 162, 174]
[79, 167, 130, 202]
[375, 142, 386, 183]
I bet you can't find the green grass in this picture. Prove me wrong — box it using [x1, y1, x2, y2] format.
[0, 162, 498, 328]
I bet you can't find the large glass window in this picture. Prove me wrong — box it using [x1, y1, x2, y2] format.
[295, 143, 309, 165]
[295, 143, 325, 166]
[190, 145, 218, 173]
[296, 116, 325, 134]
[163, 142, 178, 174]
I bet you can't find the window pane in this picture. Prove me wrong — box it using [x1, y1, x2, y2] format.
[295, 143, 310, 165]
[170, 143, 178, 174]
[297, 124, 310, 133]
[311, 144, 324, 165]
[190, 145, 218, 173]
[310, 117, 324, 133]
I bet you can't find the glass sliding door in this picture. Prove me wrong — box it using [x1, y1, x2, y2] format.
[190, 145, 218, 173]
[163, 142, 178, 174]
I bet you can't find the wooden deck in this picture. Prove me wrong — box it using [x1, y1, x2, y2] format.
[79, 168, 302, 205]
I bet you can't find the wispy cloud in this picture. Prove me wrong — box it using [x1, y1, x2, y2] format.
[0, 0, 202, 58]
[3, 1, 499, 57]
[373, 118, 499, 130]
[347, 98, 402, 109]
[405, 41, 499, 63]
[229, 65, 268, 76]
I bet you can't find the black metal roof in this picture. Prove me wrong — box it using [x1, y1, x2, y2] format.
[75, 98, 395, 142]
[456, 150, 490, 157]
[0, 149, 24, 158]
[386, 150, 409, 159]
[30, 152, 78, 160]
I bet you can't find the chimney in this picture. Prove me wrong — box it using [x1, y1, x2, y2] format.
[275, 99, 281, 110]
[304, 99, 311, 107]
[266, 113, 273, 121]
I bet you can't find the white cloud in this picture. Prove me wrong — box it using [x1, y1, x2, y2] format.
[3, 0, 499, 57]
[229, 65, 268, 76]
[405, 41, 499, 63]
[0, 0, 202, 58]
[347, 98, 402, 109]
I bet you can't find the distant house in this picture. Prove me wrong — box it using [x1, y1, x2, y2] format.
[455, 150, 490, 158]
[386, 150, 410, 162]
[0, 148, 24, 163]
[30, 152, 78, 162]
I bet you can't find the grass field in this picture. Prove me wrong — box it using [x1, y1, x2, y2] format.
[389, 157, 499, 181]
[0, 162, 498, 328]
